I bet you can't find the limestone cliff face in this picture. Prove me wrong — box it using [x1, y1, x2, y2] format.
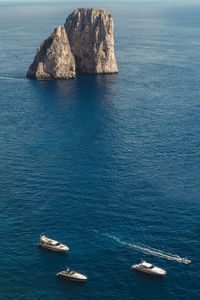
[64, 8, 118, 74]
[27, 26, 76, 79]
[27, 8, 118, 80]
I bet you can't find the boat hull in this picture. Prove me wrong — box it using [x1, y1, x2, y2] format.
[38, 243, 68, 252]
[133, 267, 165, 276]
[57, 272, 87, 281]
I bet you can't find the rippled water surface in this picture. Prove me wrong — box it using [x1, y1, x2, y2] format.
[0, 1, 200, 299]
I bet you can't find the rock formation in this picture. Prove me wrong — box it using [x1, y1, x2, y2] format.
[27, 8, 118, 80]
[64, 8, 118, 74]
[27, 26, 76, 79]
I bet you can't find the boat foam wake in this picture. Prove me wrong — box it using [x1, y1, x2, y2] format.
[104, 233, 190, 264]
[0, 76, 26, 81]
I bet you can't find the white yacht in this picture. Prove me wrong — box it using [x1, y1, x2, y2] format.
[57, 267, 87, 281]
[132, 261, 167, 276]
[38, 235, 69, 252]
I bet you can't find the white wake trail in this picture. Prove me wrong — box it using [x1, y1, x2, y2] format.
[0, 76, 26, 81]
[104, 233, 189, 264]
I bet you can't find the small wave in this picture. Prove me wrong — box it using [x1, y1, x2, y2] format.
[104, 233, 188, 264]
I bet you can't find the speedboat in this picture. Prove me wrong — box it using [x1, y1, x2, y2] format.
[178, 258, 191, 264]
[132, 261, 167, 276]
[38, 235, 69, 252]
[57, 267, 87, 281]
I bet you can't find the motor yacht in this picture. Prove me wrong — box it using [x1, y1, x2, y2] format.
[57, 267, 87, 281]
[132, 261, 167, 276]
[38, 235, 69, 252]
[178, 258, 191, 264]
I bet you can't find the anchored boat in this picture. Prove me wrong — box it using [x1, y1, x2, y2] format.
[38, 235, 69, 252]
[57, 267, 87, 281]
[132, 261, 167, 276]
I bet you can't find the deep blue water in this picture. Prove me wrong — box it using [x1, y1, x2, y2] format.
[0, 1, 200, 299]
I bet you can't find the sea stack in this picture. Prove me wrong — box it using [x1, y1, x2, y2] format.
[27, 8, 118, 79]
[65, 8, 118, 74]
[27, 26, 76, 79]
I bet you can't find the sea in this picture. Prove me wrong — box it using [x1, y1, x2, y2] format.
[0, 1, 200, 299]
